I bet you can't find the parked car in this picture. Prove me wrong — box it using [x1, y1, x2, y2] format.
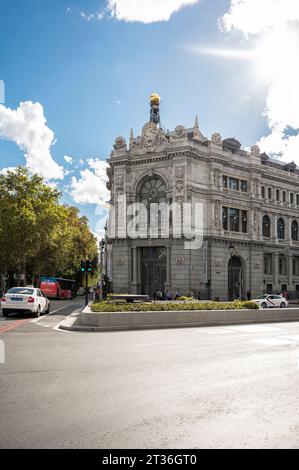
[1, 287, 50, 318]
[253, 294, 288, 309]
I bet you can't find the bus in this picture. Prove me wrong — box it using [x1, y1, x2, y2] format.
[39, 277, 76, 300]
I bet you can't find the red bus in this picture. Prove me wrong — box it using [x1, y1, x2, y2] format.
[39, 277, 76, 300]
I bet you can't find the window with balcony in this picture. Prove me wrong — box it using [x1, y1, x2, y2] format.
[262, 215, 271, 238]
[290, 193, 294, 205]
[268, 188, 272, 200]
[291, 220, 298, 241]
[222, 207, 247, 233]
[229, 178, 239, 191]
[241, 180, 247, 192]
[277, 218, 285, 239]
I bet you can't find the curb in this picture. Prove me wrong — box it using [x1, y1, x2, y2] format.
[60, 304, 299, 332]
[58, 302, 93, 331]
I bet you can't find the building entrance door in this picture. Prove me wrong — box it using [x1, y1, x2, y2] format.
[228, 256, 242, 300]
[141, 247, 167, 297]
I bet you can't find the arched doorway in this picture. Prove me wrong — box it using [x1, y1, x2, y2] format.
[228, 256, 243, 301]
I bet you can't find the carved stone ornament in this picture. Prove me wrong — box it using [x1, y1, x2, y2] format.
[176, 256, 185, 265]
[134, 122, 167, 153]
[215, 257, 223, 266]
[116, 256, 125, 265]
[175, 167, 185, 202]
[114, 136, 127, 150]
[171, 125, 187, 140]
[251, 144, 260, 156]
[211, 132, 222, 145]
[115, 175, 125, 195]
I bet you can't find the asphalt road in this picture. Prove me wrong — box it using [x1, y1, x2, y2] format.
[0, 304, 299, 449]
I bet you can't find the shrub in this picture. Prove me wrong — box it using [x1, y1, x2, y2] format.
[90, 300, 259, 313]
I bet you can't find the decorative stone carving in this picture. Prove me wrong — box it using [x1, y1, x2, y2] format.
[214, 201, 220, 227]
[131, 122, 167, 153]
[284, 161, 296, 172]
[115, 175, 125, 195]
[106, 167, 113, 191]
[254, 208, 259, 232]
[211, 132, 222, 145]
[174, 167, 185, 202]
[176, 256, 185, 265]
[215, 257, 223, 266]
[171, 125, 187, 140]
[116, 256, 125, 265]
[213, 169, 221, 189]
[114, 136, 127, 150]
[251, 145, 260, 156]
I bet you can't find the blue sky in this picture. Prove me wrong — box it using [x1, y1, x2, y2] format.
[1, 0, 298, 239]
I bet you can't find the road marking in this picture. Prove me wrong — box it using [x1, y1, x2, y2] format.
[30, 303, 80, 323]
[0, 318, 31, 334]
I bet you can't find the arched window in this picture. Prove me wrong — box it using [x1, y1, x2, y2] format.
[277, 218, 285, 240]
[262, 215, 271, 238]
[291, 220, 298, 241]
[139, 177, 167, 205]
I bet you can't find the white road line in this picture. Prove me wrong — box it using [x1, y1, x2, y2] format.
[30, 303, 80, 324]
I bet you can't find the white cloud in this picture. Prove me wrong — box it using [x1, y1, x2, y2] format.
[0, 101, 64, 179]
[107, 0, 199, 23]
[64, 155, 73, 164]
[222, 0, 299, 164]
[222, 0, 299, 35]
[70, 158, 109, 206]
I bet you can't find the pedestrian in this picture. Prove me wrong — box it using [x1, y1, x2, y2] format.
[197, 291, 201, 301]
[247, 290, 251, 301]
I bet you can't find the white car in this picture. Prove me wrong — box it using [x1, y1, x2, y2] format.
[253, 294, 288, 309]
[1, 287, 50, 318]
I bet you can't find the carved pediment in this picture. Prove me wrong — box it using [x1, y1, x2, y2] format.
[130, 122, 167, 154]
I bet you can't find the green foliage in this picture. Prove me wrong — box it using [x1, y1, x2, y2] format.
[91, 300, 259, 313]
[0, 166, 98, 283]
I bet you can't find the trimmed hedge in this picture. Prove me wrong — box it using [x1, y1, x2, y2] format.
[90, 300, 259, 313]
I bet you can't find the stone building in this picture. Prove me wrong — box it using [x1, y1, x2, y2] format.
[106, 96, 299, 300]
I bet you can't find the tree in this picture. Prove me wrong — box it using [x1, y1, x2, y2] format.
[0, 167, 99, 286]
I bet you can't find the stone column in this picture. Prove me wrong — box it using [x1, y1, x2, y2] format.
[288, 251, 293, 289]
[165, 245, 171, 287]
[132, 246, 138, 293]
[274, 252, 279, 289]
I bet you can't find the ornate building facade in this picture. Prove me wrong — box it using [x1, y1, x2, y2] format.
[106, 96, 299, 300]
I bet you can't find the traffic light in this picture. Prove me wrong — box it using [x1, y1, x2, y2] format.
[86, 259, 92, 272]
[80, 259, 86, 272]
